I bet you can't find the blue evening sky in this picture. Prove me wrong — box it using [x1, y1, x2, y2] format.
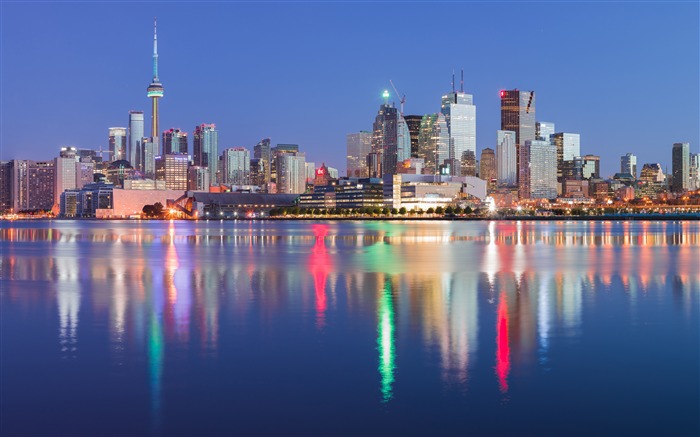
[1, 1, 698, 176]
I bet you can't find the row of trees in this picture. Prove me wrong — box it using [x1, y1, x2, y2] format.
[269, 205, 475, 217]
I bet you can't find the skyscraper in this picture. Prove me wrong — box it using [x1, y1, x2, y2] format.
[13, 160, 55, 212]
[128, 111, 144, 171]
[690, 153, 699, 190]
[500, 90, 535, 182]
[372, 100, 399, 177]
[108, 127, 127, 161]
[346, 131, 372, 178]
[147, 18, 164, 146]
[551, 133, 581, 182]
[276, 152, 306, 194]
[155, 154, 188, 190]
[254, 138, 272, 186]
[441, 89, 476, 176]
[193, 124, 218, 185]
[620, 153, 637, 178]
[142, 138, 158, 179]
[163, 128, 188, 155]
[221, 147, 251, 185]
[417, 113, 449, 175]
[480, 148, 496, 188]
[54, 147, 78, 208]
[520, 140, 556, 200]
[671, 142, 690, 193]
[188, 166, 210, 191]
[535, 121, 555, 141]
[496, 130, 517, 186]
[0, 161, 13, 213]
[403, 115, 423, 157]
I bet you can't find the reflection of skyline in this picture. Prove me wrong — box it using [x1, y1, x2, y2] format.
[1, 221, 698, 414]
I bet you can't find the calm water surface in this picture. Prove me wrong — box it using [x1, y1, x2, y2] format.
[1, 220, 699, 436]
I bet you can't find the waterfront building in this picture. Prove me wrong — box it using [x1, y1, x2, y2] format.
[346, 131, 372, 178]
[620, 153, 637, 179]
[254, 138, 271, 185]
[155, 154, 189, 190]
[187, 192, 299, 218]
[12, 160, 55, 212]
[441, 89, 476, 176]
[500, 89, 535, 183]
[221, 147, 251, 186]
[551, 133, 581, 182]
[188, 166, 210, 191]
[128, 111, 145, 171]
[403, 115, 423, 157]
[496, 130, 517, 186]
[163, 128, 188, 155]
[299, 177, 384, 210]
[672, 142, 690, 193]
[480, 148, 497, 190]
[60, 182, 114, 218]
[581, 155, 601, 179]
[193, 124, 218, 184]
[108, 127, 127, 161]
[383, 173, 487, 210]
[366, 152, 382, 178]
[535, 121, 555, 141]
[520, 140, 556, 200]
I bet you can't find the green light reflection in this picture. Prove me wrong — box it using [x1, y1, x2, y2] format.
[377, 278, 396, 403]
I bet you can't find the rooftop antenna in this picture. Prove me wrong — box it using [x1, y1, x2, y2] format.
[460, 69, 464, 93]
[452, 70, 455, 93]
[382, 89, 390, 105]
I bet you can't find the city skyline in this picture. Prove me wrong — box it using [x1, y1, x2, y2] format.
[1, 2, 698, 177]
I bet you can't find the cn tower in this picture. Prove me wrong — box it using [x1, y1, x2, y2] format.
[146, 17, 164, 141]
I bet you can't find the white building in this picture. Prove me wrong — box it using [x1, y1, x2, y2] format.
[520, 140, 557, 199]
[496, 130, 517, 186]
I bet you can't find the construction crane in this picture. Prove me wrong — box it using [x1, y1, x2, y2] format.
[389, 80, 406, 116]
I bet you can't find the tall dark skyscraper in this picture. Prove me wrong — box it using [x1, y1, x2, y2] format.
[672, 142, 690, 193]
[147, 18, 164, 142]
[403, 115, 423, 157]
[500, 90, 535, 183]
[254, 138, 271, 185]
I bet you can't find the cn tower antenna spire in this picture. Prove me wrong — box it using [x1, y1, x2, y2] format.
[153, 17, 159, 81]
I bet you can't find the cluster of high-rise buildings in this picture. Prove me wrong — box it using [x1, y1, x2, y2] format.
[0, 22, 698, 218]
[347, 85, 699, 206]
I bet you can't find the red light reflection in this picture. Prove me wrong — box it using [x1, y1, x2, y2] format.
[309, 225, 332, 327]
[495, 292, 511, 393]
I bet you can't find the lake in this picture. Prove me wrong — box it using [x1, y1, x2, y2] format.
[1, 220, 698, 436]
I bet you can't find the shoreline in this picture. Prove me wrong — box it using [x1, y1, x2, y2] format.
[3, 214, 700, 222]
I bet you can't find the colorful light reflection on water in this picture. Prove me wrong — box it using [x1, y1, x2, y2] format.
[1, 220, 698, 436]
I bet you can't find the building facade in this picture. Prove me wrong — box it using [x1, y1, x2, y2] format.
[193, 124, 218, 185]
[672, 142, 690, 193]
[128, 111, 145, 171]
[535, 121, 555, 141]
[221, 147, 251, 186]
[520, 140, 556, 200]
[496, 130, 517, 186]
[620, 153, 637, 179]
[441, 91, 476, 176]
[155, 154, 189, 190]
[500, 90, 536, 183]
[551, 132, 581, 182]
[163, 128, 188, 155]
[108, 127, 127, 161]
[480, 148, 496, 188]
[346, 131, 372, 178]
